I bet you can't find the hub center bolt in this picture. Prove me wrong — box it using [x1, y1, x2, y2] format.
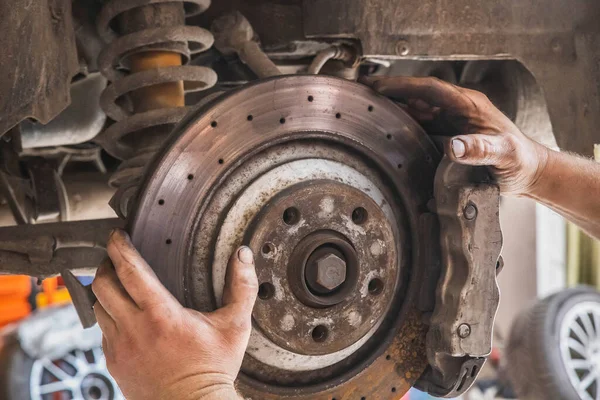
[305, 247, 347, 295]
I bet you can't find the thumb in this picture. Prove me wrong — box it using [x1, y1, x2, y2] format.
[448, 134, 513, 167]
[221, 246, 258, 316]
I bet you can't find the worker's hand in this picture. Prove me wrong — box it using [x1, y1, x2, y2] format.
[361, 76, 549, 196]
[92, 229, 257, 400]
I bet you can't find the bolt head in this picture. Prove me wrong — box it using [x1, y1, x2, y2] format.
[315, 253, 347, 291]
[395, 39, 410, 56]
[458, 323, 471, 338]
[464, 204, 478, 220]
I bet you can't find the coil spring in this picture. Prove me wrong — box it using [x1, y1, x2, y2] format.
[96, 0, 217, 202]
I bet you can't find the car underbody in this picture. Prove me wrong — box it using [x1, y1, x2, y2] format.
[0, 0, 599, 399]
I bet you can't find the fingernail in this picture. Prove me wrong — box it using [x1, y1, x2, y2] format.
[238, 246, 254, 264]
[452, 139, 466, 158]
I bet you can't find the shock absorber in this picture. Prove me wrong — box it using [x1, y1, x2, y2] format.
[96, 0, 217, 218]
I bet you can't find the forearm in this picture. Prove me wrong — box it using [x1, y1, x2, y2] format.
[525, 148, 600, 240]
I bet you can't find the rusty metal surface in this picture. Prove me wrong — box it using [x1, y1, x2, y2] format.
[25, 158, 70, 223]
[0, 219, 124, 277]
[192, 0, 304, 51]
[300, 0, 600, 156]
[19, 73, 107, 149]
[0, 172, 30, 226]
[423, 157, 502, 397]
[239, 308, 429, 400]
[61, 269, 98, 328]
[130, 75, 441, 398]
[249, 182, 398, 356]
[193, 0, 600, 155]
[0, 168, 115, 226]
[0, 157, 69, 225]
[211, 12, 282, 78]
[0, 0, 79, 136]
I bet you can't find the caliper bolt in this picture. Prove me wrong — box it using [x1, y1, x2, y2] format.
[315, 253, 347, 291]
[458, 323, 471, 338]
[463, 204, 478, 220]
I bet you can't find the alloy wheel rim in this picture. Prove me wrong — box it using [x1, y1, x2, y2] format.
[560, 301, 600, 400]
[29, 348, 122, 400]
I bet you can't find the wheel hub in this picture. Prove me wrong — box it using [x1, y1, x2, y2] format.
[130, 75, 440, 399]
[245, 177, 398, 357]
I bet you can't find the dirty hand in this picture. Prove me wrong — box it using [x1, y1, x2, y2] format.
[92, 229, 258, 400]
[361, 76, 549, 195]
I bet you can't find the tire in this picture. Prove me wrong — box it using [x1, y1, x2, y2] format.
[0, 334, 122, 400]
[506, 286, 600, 400]
[0, 337, 35, 400]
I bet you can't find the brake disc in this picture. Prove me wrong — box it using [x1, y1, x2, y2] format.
[129, 75, 441, 399]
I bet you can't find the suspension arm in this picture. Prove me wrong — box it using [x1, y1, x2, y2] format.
[0, 219, 124, 277]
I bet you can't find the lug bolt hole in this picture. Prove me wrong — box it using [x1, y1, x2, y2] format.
[258, 282, 275, 300]
[368, 278, 384, 295]
[262, 242, 275, 255]
[312, 325, 329, 342]
[351, 207, 368, 225]
[283, 207, 300, 225]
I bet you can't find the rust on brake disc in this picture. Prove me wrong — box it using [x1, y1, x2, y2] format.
[129, 76, 441, 399]
[249, 181, 398, 356]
